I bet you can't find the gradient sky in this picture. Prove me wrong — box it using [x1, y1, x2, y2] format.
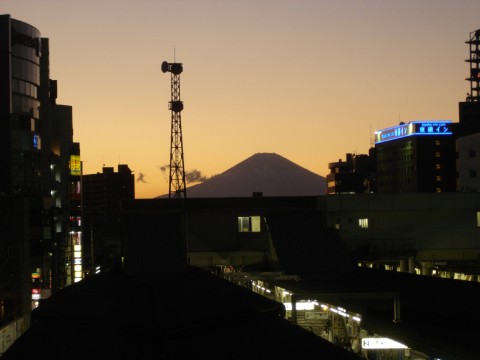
[3, 0, 480, 198]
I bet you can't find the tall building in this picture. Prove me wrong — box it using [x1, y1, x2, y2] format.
[81, 164, 134, 274]
[0, 14, 79, 334]
[375, 121, 456, 193]
[326, 150, 376, 194]
[0, 15, 42, 195]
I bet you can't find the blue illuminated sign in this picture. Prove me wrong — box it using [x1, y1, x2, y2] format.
[374, 121, 452, 144]
[33, 134, 40, 149]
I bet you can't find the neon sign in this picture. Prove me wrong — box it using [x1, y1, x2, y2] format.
[33, 134, 41, 149]
[374, 121, 452, 144]
[70, 155, 81, 176]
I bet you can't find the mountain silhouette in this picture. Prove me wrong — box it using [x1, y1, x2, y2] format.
[157, 153, 326, 198]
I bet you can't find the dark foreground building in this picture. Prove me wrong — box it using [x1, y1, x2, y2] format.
[3, 195, 480, 359]
[1, 269, 362, 360]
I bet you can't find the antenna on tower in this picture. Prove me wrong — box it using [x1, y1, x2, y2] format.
[162, 59, 186, 198]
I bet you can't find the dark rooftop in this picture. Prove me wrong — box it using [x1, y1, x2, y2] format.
[2, 268, 361, 360]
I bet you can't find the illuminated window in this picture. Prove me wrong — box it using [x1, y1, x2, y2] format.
[436, 176, 441, 181]
[335, 218, 341, 230]
[477, 212, 480, 227]
[358, 218, 368, 229]
[435, 140, 440, 146]
[238, 216, 261, 232]
[436, 188, 442, 193]
[435, 152, 441, 158]
[435, 163, 441, 170]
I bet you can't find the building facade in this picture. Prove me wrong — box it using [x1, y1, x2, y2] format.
[326, 150, 376, 194]
[375, 121, 456, 193]
[456, 132, 480, 192]
[0, 15, 42, 195]
[81, 164, 134, 274]
[0, 14, 79, 334]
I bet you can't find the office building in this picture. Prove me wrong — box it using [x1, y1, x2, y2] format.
[0, 14, 79, 344]
[375, 120, 456, 193]
[81, 164, 134, 274]
[326, 150, 376, 194]
[456, 132, 480, 191]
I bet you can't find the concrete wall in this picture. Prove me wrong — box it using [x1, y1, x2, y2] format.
[322, 193, 480, 262]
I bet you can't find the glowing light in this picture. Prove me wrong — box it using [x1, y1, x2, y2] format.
[362, 337, 408, 349]
[284, 302, 315, 311]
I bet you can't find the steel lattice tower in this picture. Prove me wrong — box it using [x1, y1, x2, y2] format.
[162, 61, 186, 198]
[466, 29, 480, 102]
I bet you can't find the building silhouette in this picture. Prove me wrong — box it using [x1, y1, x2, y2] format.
[3, 193, 480, 359]
[0, 15, 80, 347]
[81, 164, 134, 274]
[326, 150, 376, 194]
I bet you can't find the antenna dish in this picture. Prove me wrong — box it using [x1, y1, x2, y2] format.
[161, 61, 169, 73]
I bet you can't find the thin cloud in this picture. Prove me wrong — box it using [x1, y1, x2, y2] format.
[158, 165, 208, 184]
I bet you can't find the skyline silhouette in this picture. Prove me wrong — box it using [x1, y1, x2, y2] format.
[3, 0, 480, 198]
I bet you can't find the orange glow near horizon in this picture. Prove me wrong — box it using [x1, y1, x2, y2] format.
[4, 0, 480, 198]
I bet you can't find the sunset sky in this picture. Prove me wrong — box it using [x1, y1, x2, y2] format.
[3, 0, 480, 198]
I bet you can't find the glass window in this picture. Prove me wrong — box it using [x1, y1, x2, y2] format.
[238, 216, 261, 232]
[358, 218, 368, 229]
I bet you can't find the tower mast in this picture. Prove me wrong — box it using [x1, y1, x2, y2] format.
[466, 29, 480, 102]
[162, 61, 186, 198]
